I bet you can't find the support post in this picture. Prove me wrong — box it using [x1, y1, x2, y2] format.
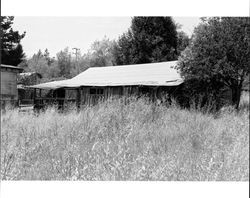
[76, 87, 81, 110]
[33, 88, 38, 111]
[151, 87, 157, 103]
[33, 88, 36, 104]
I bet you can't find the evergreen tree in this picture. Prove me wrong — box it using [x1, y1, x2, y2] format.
[113, 17, 178, 65]
[113, 30, 134, 65]
[1, 16, 26, 66]
[56, 47, 71, 78]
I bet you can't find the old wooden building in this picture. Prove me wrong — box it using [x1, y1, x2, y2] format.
[30, 61, 184, 109]
[1, 64, 23, 107]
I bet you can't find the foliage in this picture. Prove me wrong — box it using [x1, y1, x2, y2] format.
[43, 48, 55, 66]
[56, 47, 72, 78]
[1, 16, 26, 66]
[88, 36, 116, 67]
[177, 17, 250, 109]
[24, 49, 58, 82]
[1, 97, 249, 180]
[24, 37, 116, 81]
[70, 37, 116, 77]
[113, 30, 134, 65]
[177, 31, 190, 55]
[69, 55, 89, 78]
[113, 17, 178, 65]
[26, 50, 50, 77]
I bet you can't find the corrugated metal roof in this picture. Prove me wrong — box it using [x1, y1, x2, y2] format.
[30, 61, 183, 89]
[29, 79, 71, 90]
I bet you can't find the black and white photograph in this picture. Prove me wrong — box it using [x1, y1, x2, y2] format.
[0, 0, 249, 197]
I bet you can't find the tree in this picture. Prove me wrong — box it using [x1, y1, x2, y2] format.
[43, 48, 54, 66]
[177, 31, 190, 55]
[24, 49, 59, 82]
[1, 16, 26, 66]
[113, 17, 178, 65]
[57, 47, 72, 78]
[70, 49, 90, 77]
[26, 50, 50, 78]
[177, 17, 250, 109]
[70, 55, 90, 77]
[88, 36, 116, 67]
[113, 30, 134, 65]
[69, 37, 116, 76]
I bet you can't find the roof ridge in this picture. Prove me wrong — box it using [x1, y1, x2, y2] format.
[88, 60, 178, 70]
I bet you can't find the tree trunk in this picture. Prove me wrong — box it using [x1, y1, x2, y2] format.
[231, 84, 243, 109]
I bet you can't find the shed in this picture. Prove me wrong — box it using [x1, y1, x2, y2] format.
[30, 61, 184, 108]
[1, 64, 23, 107]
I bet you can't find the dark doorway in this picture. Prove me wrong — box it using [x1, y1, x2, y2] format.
[54, 88, 65, 109]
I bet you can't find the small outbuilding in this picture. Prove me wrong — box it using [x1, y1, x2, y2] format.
[1, 64, 23, 107]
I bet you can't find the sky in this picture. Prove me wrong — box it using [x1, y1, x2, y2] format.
[12, 17, 201, 58]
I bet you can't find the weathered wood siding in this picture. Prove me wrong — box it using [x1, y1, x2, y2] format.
[33, 85, 183, 110]
[76, 86, 177, 106]
[1, 70, 18, 100]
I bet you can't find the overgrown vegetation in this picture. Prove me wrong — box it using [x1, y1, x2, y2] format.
[177, 17, 250, 109]
[1, 95, 249, 180]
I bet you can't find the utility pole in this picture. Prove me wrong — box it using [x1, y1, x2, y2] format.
[72, 48, 80, 74]
[72, 48, 80, 60]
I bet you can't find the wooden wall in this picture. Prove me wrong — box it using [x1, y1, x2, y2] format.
[1, 70, 18, 100]
[34, 85, 183, 110]
[75, 86, 179, 106]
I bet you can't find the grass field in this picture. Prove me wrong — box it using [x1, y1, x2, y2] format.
[1, 94, 249, 181]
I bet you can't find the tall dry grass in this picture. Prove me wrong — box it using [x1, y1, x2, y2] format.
[1, 96, 249, 180]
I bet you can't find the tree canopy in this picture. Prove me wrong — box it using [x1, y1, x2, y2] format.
[23, 37, 116, 82]
[1, 16, 26, 66]
[177, 31, 190, 56]
[113, 17, 178, 65]
[56, 47, 72, 78]
[177, 17, 250, 109]
[88, 36, 116, 67]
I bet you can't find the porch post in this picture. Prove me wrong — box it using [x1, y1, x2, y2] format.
[33, 88, 36, 103]
[76, 87, 81, 110]
[152, 87, 157, 103]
